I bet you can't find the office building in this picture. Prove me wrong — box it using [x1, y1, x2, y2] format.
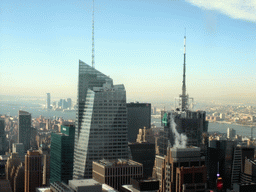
[0, 118, 6, 155]
[73, 61, 129, 179]
[207, 140, 237, 190]
[46, 93, 51, 110]
[13, 162, 24, 192]
[121, 178, 159, 192]
[136, 126, 155, 144]
[25, 150, 43, 192]
[231, 146, 254, 185]
[152, 147, 207, 192]
[129, 142, 155, 178]
[50, 125, 75, 184]
[93, 159, 143, 191]
[39, 146, 51, 186]
[12, 143, 25, 162]
[127, 102, 151, 142]
[18, 110, 31, 152]
[50, 181, 74, 192]
[0, 180, 12, 192]
[69, 179, 102, 192]
[157, 110, 208, 156]
[67, 98, 72, 109]
[5, 153, 21, 181]
[227, 127, 236, 139]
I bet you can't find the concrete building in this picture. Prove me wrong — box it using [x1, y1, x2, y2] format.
[69, 179, 102, 192]
[25, 150, 43, 192]
[127, 102, 151, 142]
[50, 181, 75, 192]
[93, 159, 143, 191]
[13, 162, 24, 192]
[50, 125, 75, 184]
[39, 146, 51, 186]
[12, 143, 25, 162]
[152, 147, 207, 192]
[18, 110, 31, 152]
[136, 127, 155, 144]
[0, 118, 6, 155]
[73, 61, 128, 179]
[5, 152, 21, 181]
[227, 127, 236, 139]
[121, 178, 159, 192]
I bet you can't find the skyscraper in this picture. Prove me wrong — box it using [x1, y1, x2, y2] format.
[0, 118, 6, 155]
[73, 60, 129, 179]
[25, 150, 42, 192]
[46, 93, 51, 110]
[18, 110, 31, 152]
[50, 125, 75, 184]
[67, 98, 72, 109]
[126, 102, 151, 142]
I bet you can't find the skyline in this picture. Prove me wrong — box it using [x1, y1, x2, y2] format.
[1, 0, 255, 105]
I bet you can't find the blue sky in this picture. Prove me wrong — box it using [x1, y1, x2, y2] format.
[0, 0, 255, 104]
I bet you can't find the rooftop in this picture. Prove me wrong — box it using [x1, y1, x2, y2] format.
[95, 159, 142, 167]
[69, 179, 101, 187]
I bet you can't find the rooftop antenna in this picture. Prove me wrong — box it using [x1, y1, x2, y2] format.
[92, 0, 95, 68]
[180, 28, 188, 111]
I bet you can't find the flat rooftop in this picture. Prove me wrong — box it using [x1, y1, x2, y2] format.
[95, 159, 142, 167]
[69, 179, 101, 187]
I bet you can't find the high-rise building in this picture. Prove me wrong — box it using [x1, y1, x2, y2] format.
[18, 110, 31, 152]
[12, 143, 25, 162]
[67, 98, 72, 109]
[227, 127, 236, 139]
[50, 125, 75, 184]
[157, 110, 208, 156]
[152, 147, 207, 192]
[207, 140, 237, 190]
[127, 102, 151, 142]
[13, 162, 24, 192]
[39, 146, 51, 186]
[46, 93, 51, 110]
[73, 61, 129, 179]
[93, 159, 143, 191]
[25, 150, 43, 192]
[0, 118, 6, 155]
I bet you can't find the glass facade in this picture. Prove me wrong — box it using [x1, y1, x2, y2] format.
[73, 61, 128, 179]
[18, 110, 31, 152]
[50, 125, 75, 184]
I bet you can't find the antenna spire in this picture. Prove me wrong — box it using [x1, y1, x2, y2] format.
[92, 0, 95, 68]
[181, 28, 187, 111]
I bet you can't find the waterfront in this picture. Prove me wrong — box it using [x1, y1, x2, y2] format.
[1, 102, 254, 138]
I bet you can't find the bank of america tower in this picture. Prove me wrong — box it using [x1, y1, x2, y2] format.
[73, 60, 129, 179]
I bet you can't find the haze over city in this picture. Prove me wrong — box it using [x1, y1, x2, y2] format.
[1, 0, 255, 105]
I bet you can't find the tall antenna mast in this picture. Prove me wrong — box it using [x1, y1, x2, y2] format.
[180, 28, 188, 111]
[92, 0, 95, 68]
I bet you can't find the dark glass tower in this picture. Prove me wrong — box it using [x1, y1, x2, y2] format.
[0, 118, 6, 155]
[127, 102, 151, 142]
[18, 110, 31, 152]
[50, 125, 75, 184]
[73, 61, 128, 179]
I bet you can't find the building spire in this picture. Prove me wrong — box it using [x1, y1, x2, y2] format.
[92, 0, 95, 68]
[181, 28, 188, 111]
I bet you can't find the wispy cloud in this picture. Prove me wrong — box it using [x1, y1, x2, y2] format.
[186, 0, 256, 22]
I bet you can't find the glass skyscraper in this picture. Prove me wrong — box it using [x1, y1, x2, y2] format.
[18, 110, 31, 152]
[73, 60, 128, 179]
[50, 125, 75, 184]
